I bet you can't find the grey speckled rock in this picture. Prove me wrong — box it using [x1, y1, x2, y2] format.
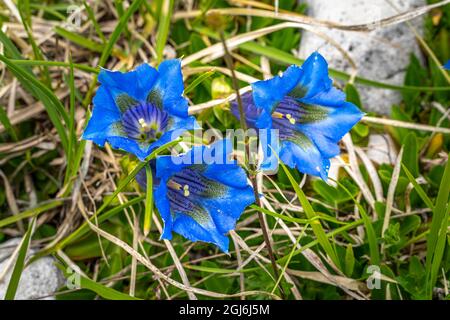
[0, 238, 65, 300]
[299, 0, 425, 115]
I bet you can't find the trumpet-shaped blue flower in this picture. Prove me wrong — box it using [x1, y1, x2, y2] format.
[138, 139, 255, 252]
[232, 52, 364, 180]
[82, 59, 199, 161]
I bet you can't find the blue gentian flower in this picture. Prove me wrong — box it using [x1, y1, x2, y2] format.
[82, 59, 199, 161]
[141, 139, 255, 252]
[444, 60, 450, 70]
[232, 52, 364, 180]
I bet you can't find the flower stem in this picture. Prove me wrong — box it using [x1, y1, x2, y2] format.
[219, 31, 285, 298]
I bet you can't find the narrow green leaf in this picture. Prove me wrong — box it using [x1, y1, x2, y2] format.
[9, 59, 99, 73]
[54, 26, 104, 52]
[401, 163, 434, 210]
[344, 244, 355, 277]
[98, 0, 144, 67]
[64, 56, 77, 186]
[0, 106, 18, 141]
[333, 179, 380, 265]
[185, 70, 215, 94]
[155, 0, 174, 64]
[277, 219, 364, 264]
[79, 274, 141, 300]
[143, 165, 153, 236]
[0, 200, 64, 229]
[425, 152, 450, 298]
[83, 0, 144, 106]
[55, 196, 145, 252]
[278, 161, 341, 270]
[83, 1, 106, 43]
[4, 218, 36, 300]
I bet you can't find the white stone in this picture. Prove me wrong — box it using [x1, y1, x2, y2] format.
[0, 238, 65, 300]
[299, 0, 425, 114]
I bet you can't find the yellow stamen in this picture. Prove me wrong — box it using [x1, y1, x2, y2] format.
[183, 184, 190, 197]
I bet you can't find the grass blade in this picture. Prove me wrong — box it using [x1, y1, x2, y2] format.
[401, 163, 434, 210]
[333, 179, 380, 265]
[155, 0, 174, 64]
[185, 70, 215, 94]
[278, 161, 341, 270]
[425, 152, 450, 298]
[143, 165, 154, 237]
[78, 275, 141, 300]
[0, 106, 18, 141]
[0, 200, 64, 229]
[83, 0, 144, 106]
[4, 218, 36, 300]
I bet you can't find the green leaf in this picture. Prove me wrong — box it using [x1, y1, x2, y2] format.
[4, 218, 36, 300]
[345, 83, 363, 109]
[425, 152, 450, 298]
[78, 274, 140, 300]
[402, 133, 419, 177]
[143, 165, 153, 236]
[0, 106, 18, 141]
[401, 163, 434, 210]
[334, 180, 380, 265]
[83, 0, 144, 106]
[278, 160, 341, 270]
[344, 244, 355, 277]
[0, 200, 64, 229]
[402, 54, 427, 114]
[54, 26, 104, 52]
[155, 0, 174, 64]
[185, 70, 215, 94]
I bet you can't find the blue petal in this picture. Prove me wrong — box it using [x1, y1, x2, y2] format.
[151, 59, 188, 118]
[295, 52, 333, 99]
[280, 140, 330, 180]
[98, 64, 158, 101]
[251, 64, 302, 114]
[154, 182, 173, 239]
[259, 128, 280, 172]
[297, 100, 364, 158]
[106, 135, 151, 161]
[82, 86, 121, 145]
[171, 214, 230, 252]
